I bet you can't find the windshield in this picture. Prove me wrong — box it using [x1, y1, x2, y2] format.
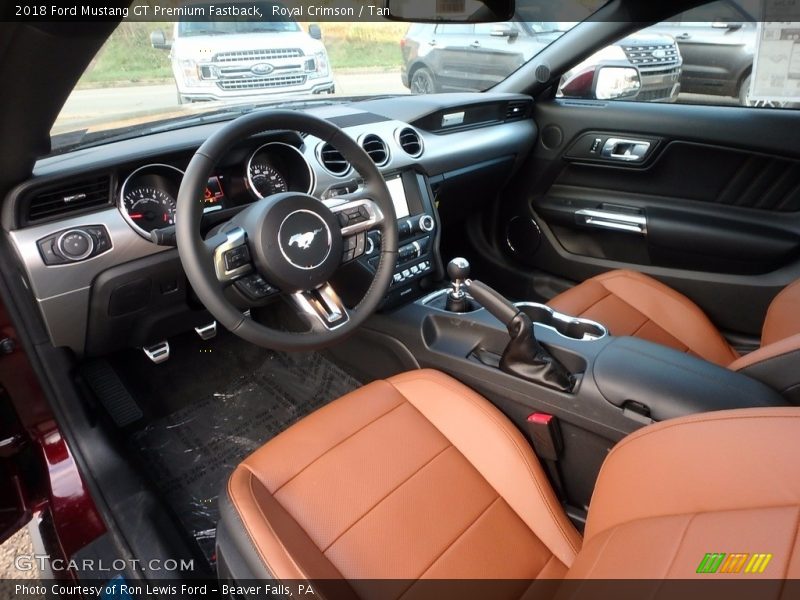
[51, 1, 599, 152]
[177, 2, 301, 35]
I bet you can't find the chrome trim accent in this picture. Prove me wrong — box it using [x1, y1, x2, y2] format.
[119, 163, 184, 239]
[55, 229, 94, 262]
[213, 227, 253, 282]
[600, 138, 651, 162]
[575, 209, 647, 235]
[245, 141, 315, 200]
[331, 199, 385, 236]
[418, 288, 481, 313]
[292, 283, 349, 331]
[394, 126, 425, 158]
[143, 341, 170, 364]
[514, 302, 608, 342]
[277, 210, 332, 270]
[195, 322, 218, 341]
[418, 214, 435, 233]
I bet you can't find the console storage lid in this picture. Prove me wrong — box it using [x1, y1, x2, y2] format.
[594, 337, 786, 422]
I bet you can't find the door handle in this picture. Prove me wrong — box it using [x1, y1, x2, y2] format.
[601, 138, 651, 162]
[428, 40, 437, 46]
[470, 41, 481, 48]
[575, 209, 647, 235]
[676, 33, 691, 40]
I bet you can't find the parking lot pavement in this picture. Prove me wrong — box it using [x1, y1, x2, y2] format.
[0, 526, 39, 580]
[55, 69, 409, 133]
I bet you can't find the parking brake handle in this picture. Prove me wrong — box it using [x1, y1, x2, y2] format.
[464, 278, 574, 392]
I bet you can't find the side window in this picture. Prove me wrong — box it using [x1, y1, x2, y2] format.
[559, 1, 798, 109]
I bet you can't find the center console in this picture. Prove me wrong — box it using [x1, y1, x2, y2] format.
[330, 258, 787, 522]
[357, 170, 442, 308]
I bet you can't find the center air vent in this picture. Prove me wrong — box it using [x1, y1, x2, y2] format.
[317, 143, 350, 176]
[397, 128, 424, 158]
[360, 134, 389, 166]
[24, 175, 112, 224]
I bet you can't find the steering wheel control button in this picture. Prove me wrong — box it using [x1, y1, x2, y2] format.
[235, 274, 279, 301]
[224, 245, 251, 272]
[214, 227, 253, 282]
[279, 210, 332, 271]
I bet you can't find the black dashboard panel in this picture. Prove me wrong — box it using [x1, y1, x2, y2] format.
[3, 93, 536, 355]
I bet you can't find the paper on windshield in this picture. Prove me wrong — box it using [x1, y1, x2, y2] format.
[750, 1, 800, 102]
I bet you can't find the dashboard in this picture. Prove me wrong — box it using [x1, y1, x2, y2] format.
[3, 93, 537, 356]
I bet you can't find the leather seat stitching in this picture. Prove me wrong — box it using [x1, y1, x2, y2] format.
[599, 278, 731, 359]
[389, 376, 580, 556]
[588, 502, 800, 542]
[607, 413, 800, 459]
[226, 472, 283, 579]
[243, 468, 315, 580]
[579, 525, 620, 579]
[659, 512, 696, 580]
[780, 508, 800, 580]
[397, 496, 502, 599]
[573, 290, 613, 318]
[320, 442, 453, 553]
[264, 400, 406, 495]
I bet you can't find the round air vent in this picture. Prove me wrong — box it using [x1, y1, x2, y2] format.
[396, 128, 424, 158]
[317, 143, 350, 176]
[360, 134, 390, 166]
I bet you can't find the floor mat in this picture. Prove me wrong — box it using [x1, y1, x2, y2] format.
[128, 347, 360, 566]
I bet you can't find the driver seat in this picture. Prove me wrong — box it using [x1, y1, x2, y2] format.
[217, 369, 800, 590]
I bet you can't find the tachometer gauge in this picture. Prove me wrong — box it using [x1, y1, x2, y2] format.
[248, 161, 289, 198]
[122, 186, 176, 233]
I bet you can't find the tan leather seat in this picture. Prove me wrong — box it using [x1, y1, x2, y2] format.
[548, 270, 800, 368]
[218, 369, 800, 590]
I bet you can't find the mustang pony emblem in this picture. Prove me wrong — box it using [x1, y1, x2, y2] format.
[288, 229, 323, 250]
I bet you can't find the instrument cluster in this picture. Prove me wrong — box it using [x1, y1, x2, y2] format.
[119, 141, 314, 240]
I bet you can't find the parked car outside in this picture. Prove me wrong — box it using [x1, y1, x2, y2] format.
[645, 0, 759, 105]
[401, 21, 683, 102]
[151, 1, 335, 104]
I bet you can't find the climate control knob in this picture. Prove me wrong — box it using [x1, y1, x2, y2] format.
[418, 214, 435, 233]
[57, 229, 94, 262]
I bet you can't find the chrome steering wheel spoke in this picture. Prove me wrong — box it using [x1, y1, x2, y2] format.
[292, 283, 349, 331]
[208, 226, 254, 284]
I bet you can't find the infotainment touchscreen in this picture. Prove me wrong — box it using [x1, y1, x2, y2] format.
[385, 175, 410, 219]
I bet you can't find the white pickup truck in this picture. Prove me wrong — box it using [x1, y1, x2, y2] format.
[151, 2, 335, 104]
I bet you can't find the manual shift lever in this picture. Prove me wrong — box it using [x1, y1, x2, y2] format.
[444, 261, 574, 392]
[445, 257, 471, 313]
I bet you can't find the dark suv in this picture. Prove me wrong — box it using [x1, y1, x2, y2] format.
[401, 21, 683, 101]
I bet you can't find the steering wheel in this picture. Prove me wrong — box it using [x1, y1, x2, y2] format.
[176, 110, 398, 350]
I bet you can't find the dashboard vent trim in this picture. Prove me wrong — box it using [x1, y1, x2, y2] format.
[360, 134, 390, 167]
[24, 175, 112, 224]
[317, 142, 350, 176]
[396, 127, 424, 158]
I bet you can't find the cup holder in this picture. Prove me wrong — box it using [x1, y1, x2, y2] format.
[514, 302, 608, 341]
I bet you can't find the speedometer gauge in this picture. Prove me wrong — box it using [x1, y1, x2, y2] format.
[122, 186, 176, 232]
[248, 162, 289, 198]
[119, 164, 183, 239]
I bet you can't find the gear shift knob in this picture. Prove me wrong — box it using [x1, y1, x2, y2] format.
[447, 257, 470, 283]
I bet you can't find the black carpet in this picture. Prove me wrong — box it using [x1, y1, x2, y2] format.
[121, 335, 360, 566]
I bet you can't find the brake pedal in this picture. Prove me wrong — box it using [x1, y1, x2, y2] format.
[143, 341, 170, 364]
[195, 321, 217, 341]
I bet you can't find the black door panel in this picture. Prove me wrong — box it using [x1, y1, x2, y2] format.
[500, 100, 800, 336]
